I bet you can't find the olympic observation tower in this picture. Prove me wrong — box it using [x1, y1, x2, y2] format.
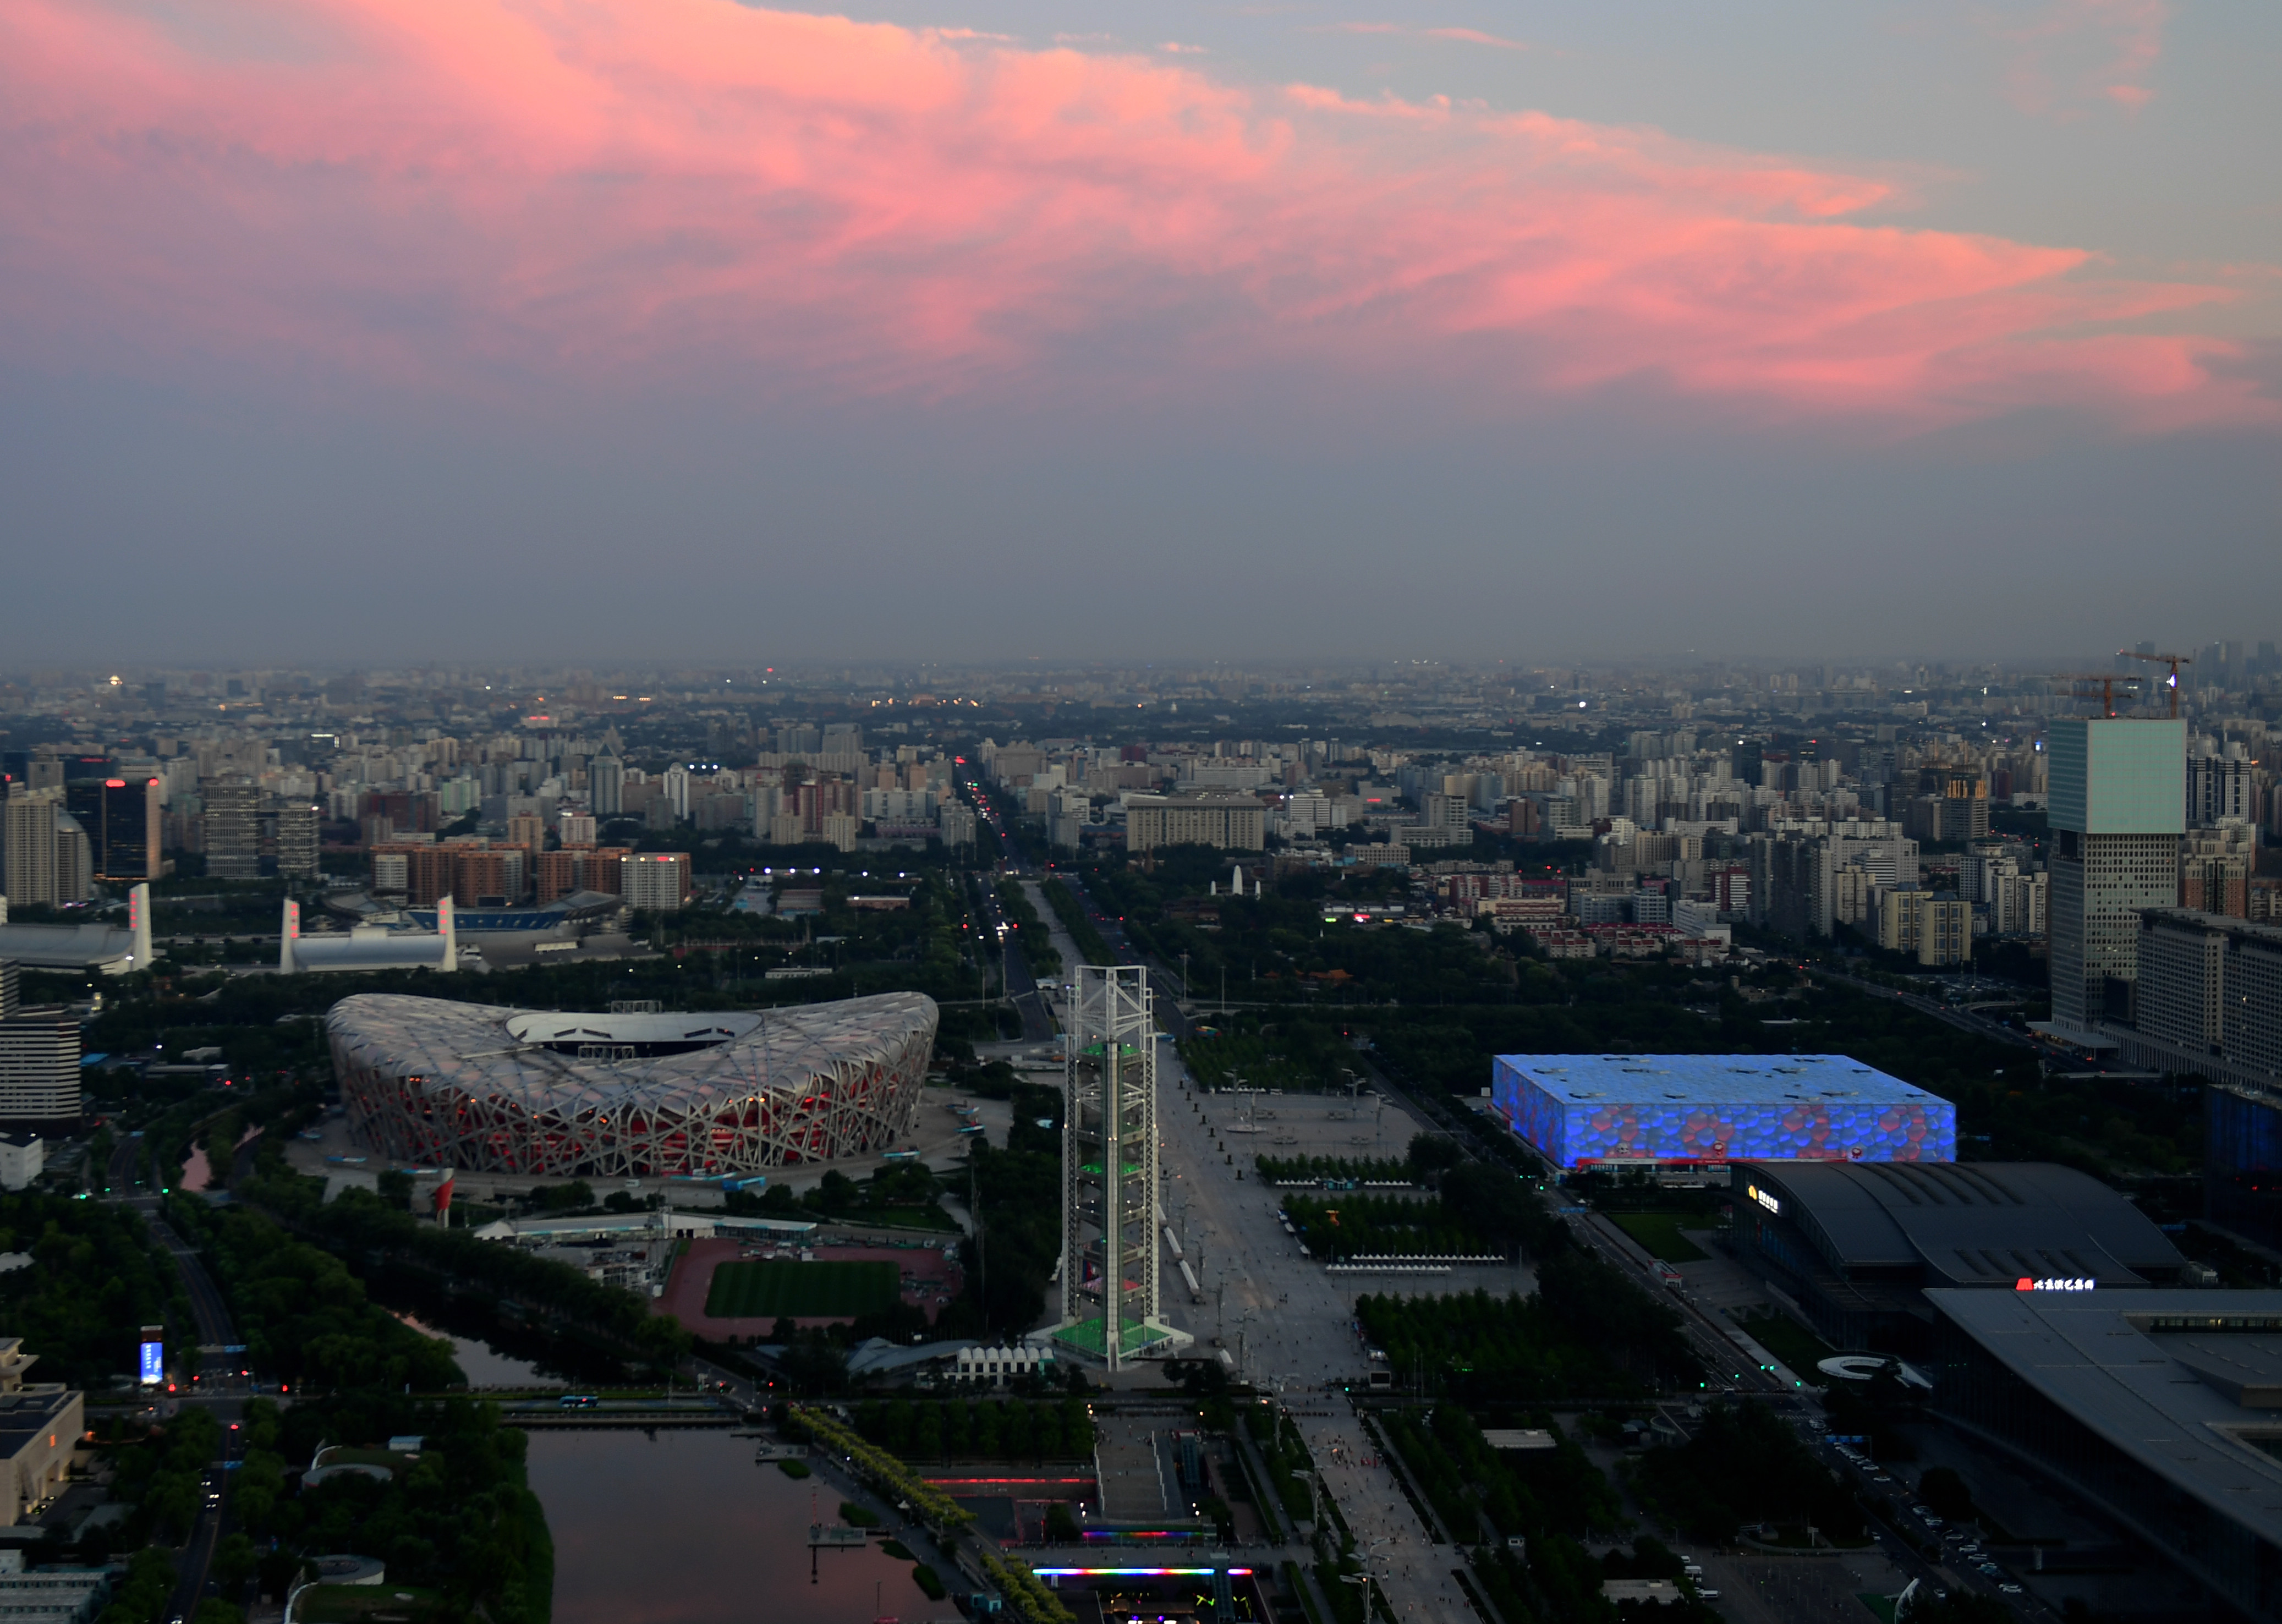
[1055, 965, 1184, 1369]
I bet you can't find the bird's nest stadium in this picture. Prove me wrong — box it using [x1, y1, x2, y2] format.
[327, 991, 938, 1177]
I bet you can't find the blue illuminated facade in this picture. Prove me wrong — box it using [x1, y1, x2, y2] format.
[2207, 1085, 2282, 1250]
[1491, 1053, 1954, 1170]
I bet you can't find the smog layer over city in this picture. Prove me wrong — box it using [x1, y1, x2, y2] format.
[4, 5, 2280, 1624]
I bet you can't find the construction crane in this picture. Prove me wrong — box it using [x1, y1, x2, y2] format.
[2054, 673, 2144, 718]
[2117, 649, 2193, 718]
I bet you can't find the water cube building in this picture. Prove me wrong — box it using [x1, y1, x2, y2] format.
[1490, 1053, 1955, 1171]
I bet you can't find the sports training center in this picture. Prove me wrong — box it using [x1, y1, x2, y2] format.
[327, 990, 936, 1177]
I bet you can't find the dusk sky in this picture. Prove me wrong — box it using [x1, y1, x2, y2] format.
[4, 0, 2277, 666]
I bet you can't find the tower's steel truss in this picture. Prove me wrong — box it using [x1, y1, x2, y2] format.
[328, 992, 935, 1177]
[1056, 965, 1168, 1369]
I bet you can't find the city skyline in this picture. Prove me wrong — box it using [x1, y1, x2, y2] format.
[4, 0, 2278, 663]
[11, 10, 2282, 1607]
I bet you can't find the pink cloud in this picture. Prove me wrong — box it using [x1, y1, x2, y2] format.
[1319, 21, 1530, 51]
[1423, 28, 1528, 51]
[1999, 0, 2169, 119]
[0, 0, 2264, 431]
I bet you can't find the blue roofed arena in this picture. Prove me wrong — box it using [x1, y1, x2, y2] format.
[328, 991, 937, 1178]
[1491, 1052, 1955, 1171]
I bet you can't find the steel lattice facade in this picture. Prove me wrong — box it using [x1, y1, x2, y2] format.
[328, 991, 936, 1177]
[1055, 966, 1176, 1369]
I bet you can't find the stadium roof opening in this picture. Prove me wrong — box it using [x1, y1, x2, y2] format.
[1491, 1053, 1954, 1170]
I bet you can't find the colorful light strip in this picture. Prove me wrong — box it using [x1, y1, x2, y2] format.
[1031, 1568, 1253, 1577]
[928, 1478, 1096, 1488]
[1080, 1530, 1205, 1540]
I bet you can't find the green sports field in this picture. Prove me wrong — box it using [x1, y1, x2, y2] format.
[704, 1259, 901, 1319]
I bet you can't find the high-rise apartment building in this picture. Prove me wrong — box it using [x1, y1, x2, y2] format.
[268, 800, 320, 880]
[449, 847, 520, 908]
[200, 778, 262, 880]
[535, 848, 622, 904]
[2181, 824, 2256, 919]
[588, 753, 624, 818]
[937, 800, 977, 849]
[2187, 747, 2256, 828]
[662, 765, 693, 822]
[1, 792, 92, 909]
[1125, 793, 1266, 853]
[0, 968, 79, 1128]
[1917, 765, 1992, 843]
[622, 852, 690, 910]
[1871, 886, 1971, 966]
[1993, 869, 2048, 938]
[372, 843, 457, 905]
[2127, 910, 2282, 1083]
[2047, 717, 2186, 1033]
[2133, 911, 2228, 1057]
[64, 778, 162, 883]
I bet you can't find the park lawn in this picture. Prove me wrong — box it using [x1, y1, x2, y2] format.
[821, 1203, 959, 1233]
[299, 1585, 447, 1624]
[1608, 1211, 1710, 1263]
[705, 1258, 901, 1318]
[1736, 1310, 1837, 1382]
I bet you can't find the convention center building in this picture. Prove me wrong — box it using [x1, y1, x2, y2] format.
[1734, 1158, 2192, 1353]
[1929, 1288, 2282, 1620]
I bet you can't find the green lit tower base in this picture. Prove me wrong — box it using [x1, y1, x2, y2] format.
[1054, 964, 1181, 1370]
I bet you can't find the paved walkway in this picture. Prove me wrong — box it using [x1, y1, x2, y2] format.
[1153, 1044, 1494, 1624]
[1303, 1412, 1478, 1623]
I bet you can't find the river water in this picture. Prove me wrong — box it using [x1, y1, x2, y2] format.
[526, 1430, 940, 1624]
[393, 1313, 565, 1389]
[393, 1317, 937, 1622]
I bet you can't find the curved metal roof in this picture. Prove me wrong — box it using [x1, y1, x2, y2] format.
[1743, 1159, 2185, 1286]
[0, 922, 138, 970]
